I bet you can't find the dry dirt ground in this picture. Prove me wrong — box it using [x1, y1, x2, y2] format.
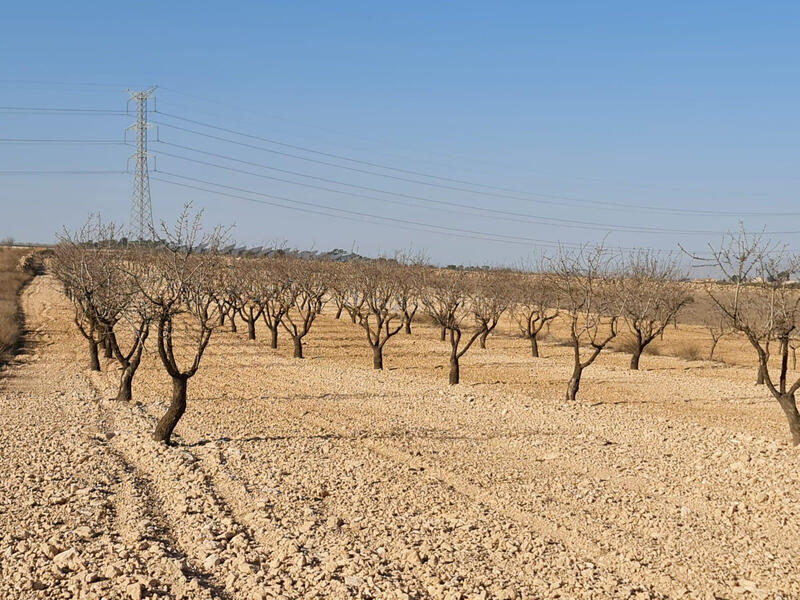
[1, 275, 799, 600]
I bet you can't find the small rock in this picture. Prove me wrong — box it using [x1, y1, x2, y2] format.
[53, 547, 78, 570]
[326, 515, 344, 529]
[238, 560, 256, 574]
[74, 526, 92, 539]
[204, 553, 222, 569]
[41, 542, 60, 558]
[497, 586, 517, 600]
[344, 575, 364, 587]
[104, 564, 122, 579]
[126, 581, 145, 600]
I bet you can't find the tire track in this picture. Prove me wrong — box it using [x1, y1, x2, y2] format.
[292, 405, 675, 598]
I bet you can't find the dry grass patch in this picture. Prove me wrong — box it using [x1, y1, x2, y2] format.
[0, 247, 34, 363]
[674, 342, 704, 362]
[612, 335, 664, 356]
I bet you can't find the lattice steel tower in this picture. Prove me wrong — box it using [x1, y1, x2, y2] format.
[127, 87, 157, 241]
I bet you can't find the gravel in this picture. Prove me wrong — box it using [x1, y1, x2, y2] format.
[1, 275, 798, 599]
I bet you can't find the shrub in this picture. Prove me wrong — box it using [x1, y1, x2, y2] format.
[612, 336, 638, 354]
[675, 343, 703, 361]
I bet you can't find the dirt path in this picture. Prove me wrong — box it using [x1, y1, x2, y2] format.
[1, 275, 799, 599]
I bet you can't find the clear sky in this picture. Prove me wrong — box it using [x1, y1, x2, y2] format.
[1, 1, 798, 266]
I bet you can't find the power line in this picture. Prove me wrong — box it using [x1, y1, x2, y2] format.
[0, 138, 125, 144]
[152, 110, 797, 218]
[0, 170, 128, 174]
[153, 171, 586, 248]
[0, 79, 136, 89]
[153, 170, 708, 254]
[148, 141, 800, 236]
[154, 116, 624, 212]
[0, 105, 128, 114]
[153, 176, 558, 249]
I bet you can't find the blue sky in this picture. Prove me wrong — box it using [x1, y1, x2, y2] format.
[1, 1, 798, 265]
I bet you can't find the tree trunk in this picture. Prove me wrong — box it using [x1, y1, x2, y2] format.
[404, 319, 412, 335]
[530, 335, 539, 358]
[230, 313, 237, 333]
[104, 337, 113, 358]
[269, 326, 278, 349]
[449, 356, 460, 385]
[757, 365, 766, 385]
[776, 393, 800, 446]
[709, 338, 719, 361]
[293, 336, 303, 359]
[479, 330, 488, 349]
[350, 312, 357, 324]
[116, 366, 134, 402]
[440, 326, 446, 341]
[335, 305, 343, 319]
[566, 364, 582, 401]
[153, 376, 188, 445]
[372, 345, 383, 370]
[247, 319, 256, 340]
[218, 311, 226, 326]
[88, 339, 100, 371]
[629, 347, 642, 370]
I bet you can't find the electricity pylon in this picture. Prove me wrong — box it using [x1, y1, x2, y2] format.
[127, 87, 157, 241]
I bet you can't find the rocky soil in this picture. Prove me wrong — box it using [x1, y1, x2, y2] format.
[1, 275, 798, 599]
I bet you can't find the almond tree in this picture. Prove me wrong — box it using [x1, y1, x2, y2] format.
[133, 207, 225, 444]
[618, 251, 692, 370]
[260, 259, 291, 349]
[394, 249, 426, 334]
[234, 260, 267, 340]
[706, 314, 730, 361]
[107, 249, 153, 402]
[52, 219, 123, 372]
[471, 271, 511, 349]
[552, 245, 621, 401]
[328, 268, 348, 320]
[511, 273, 559, 358]
[698, 230, 800, 445]
[422, 271, 487, 384]
[338, 265, 366, 325]
[396, 276, 419, 335]
[353, 261, 404, 369]
[281, 260, 327, 358]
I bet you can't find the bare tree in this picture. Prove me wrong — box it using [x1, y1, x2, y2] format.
[696, 230, 800, 445]
[260, 259, 291, 349]
[552, 245, 621, 401]
[108, 249, 153, 402]
[352, 261, 404, 369]
[281, 260, 327, 359]
[233, 259, 267, 341]
[338, 267, 366, 325]
[53, 219, 156, 402]
[132, 207, 225, 444]
[706, 315, 730, 361]
[511, 273, 559, 358]
[52, 218, 123, 372]
[470, 271, 511, 350]
[422, 271, 487, 384]
[395, 268, 420, 335]
[394, 249, 427, 335]
[618, 251, 692, 370]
